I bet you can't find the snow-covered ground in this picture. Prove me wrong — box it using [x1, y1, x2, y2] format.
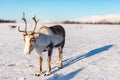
[0, 23, 120, 80]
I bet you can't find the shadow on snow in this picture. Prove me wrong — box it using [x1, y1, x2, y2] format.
[62, 44, 113, 68]
[48, 68, 84, 80]
[48, 44, 113, 79]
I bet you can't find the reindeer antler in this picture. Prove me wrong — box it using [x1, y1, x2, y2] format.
[32, 15, 39, 32]
[22, 12, 27, 32]
[18, 12, 27, 33]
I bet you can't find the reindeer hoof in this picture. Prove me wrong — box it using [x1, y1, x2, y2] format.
[57, 64, 63, 69]
[35, 73, 41, 76]
[58, 66, 62, 69]
[44, 73, 51, 76]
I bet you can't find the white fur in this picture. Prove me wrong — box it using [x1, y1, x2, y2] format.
[39, 27, 64, 47]
[35, 33, 51, 54]
[24, 27, 64, 55]
[24, 35, 34, 55]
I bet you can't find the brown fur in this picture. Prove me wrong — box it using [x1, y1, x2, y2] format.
[49, 25, 62, 34]
[39, 25, 65, 37]
[49, 25, 65, 37]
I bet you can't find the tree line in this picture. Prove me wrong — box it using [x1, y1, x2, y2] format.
[0, 19, 16, 23]
[62, 20, 120, 24]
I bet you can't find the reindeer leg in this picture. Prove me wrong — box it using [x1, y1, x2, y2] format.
[56, 48, 63, 68]
[56, 40, 65, 68]
[45, 49, 52, 76]
[35, 55, 43, 76]
[45, 56, 51, 76]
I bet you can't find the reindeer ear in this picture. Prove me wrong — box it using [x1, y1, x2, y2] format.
[34, 33, 39, 38]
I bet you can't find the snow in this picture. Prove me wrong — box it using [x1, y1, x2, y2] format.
[0, 23, 120, 80]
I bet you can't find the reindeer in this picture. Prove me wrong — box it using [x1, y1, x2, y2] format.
[9, 25, 17, 30]
[18, 13, 65, 76]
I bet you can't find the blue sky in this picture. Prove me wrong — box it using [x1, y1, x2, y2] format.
[0, 0, 120, 21]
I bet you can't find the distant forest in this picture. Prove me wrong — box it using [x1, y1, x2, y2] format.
[0, 19, 16, 23]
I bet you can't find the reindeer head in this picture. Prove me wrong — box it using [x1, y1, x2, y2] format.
[18, 12, 39, 55]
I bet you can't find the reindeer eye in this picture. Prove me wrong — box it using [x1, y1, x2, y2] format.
[30, 38, 35, 42]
